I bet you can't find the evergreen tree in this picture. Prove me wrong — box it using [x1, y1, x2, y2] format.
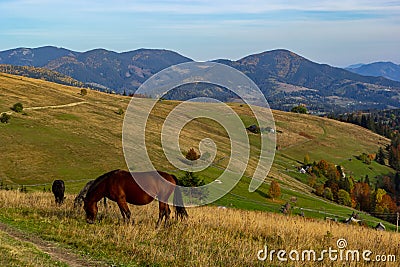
[395, 172, 400, 192]
[365, 175, 370, 186]
[180, 171, 208, 203]
[361, 114, 368, 128]
[389, 136, 400, 170]
[339, 175, 354, 193]
[376, 147, 386, 165]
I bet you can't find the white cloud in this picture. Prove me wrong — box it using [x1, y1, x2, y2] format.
[1, 0, 399, 65]
[4, 0, 399, 14]
[78, 0, 400, 14]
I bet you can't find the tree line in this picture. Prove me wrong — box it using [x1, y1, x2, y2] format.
[0, 64, 85, 88]
[328, 109, 400, 139]
[303, 158, 398, 224]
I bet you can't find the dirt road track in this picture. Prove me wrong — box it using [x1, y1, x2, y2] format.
[0, 222, 107, 267]
[1, 101, 87, 115]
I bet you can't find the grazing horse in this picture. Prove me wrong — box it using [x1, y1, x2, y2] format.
[83, 169, 188, 227]
[51, 180, 65, 205]
[74, 180, 107, 209]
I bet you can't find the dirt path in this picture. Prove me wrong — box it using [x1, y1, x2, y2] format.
[0, 222, 106, 267]
[24, 101, 88, 111]
[1, 101, 87, 115]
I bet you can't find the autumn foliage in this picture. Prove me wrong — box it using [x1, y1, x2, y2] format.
[306, 158, 399, 224]
[269, 180, 281, 200]
[185, 148, 200, 161]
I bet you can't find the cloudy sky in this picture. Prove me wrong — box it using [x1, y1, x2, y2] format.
[1, 0, 399, 66]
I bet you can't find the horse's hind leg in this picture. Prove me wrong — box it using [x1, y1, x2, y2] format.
[117, 199, 131, 224]
[164, 205, 171, 227]
[156, 202, 167, 228]
[156, 202, 171, 228]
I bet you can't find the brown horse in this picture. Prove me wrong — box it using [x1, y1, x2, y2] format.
[83, 169, 188, 227]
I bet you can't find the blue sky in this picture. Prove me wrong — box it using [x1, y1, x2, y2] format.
[0, 0, 399, 66]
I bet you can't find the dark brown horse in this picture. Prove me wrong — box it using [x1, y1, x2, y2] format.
[83, 169, 188, 227]
[51, 179, 65, 205]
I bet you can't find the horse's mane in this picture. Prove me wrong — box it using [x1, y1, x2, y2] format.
[74, 180, 95, 207]
[86, 169, 121, 196]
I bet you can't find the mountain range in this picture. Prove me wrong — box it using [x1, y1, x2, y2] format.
[346, 62, 400, 82]
[1, 46, 400, 113]
[0, 46, 192, 92]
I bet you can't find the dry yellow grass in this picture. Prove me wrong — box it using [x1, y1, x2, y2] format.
[0, 190, 398, 266]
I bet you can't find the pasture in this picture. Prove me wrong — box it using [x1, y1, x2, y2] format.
[0, 190, 399, 266]
[0, 73, 391, 188]
[1, 73, 399, 265]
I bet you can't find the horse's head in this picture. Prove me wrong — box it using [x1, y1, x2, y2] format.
[83, 197, 97, 224]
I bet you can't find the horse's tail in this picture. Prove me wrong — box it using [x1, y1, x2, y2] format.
[171, 174, 188, 220]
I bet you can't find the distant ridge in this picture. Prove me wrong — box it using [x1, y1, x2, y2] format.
[0, 46, 192, 94]
[1, 46, 400, 112]
[346, 61, 400, 82]
[213, 49, 400, 112]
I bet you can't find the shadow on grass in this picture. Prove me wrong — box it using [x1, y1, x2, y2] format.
[255, 189, 269, 199]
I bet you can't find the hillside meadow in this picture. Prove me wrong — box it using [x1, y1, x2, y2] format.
[0, 72, 391, 188]
[1, 73, 399, 265]
[0, 190, 399, 266]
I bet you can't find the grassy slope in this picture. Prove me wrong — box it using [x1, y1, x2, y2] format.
[0, 73, 395, 230]
[0, 191, 399, 267]
[0, 73, 128, 189]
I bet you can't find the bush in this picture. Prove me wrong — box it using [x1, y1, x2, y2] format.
[0, 113, 10, 123]
[11, 102, 23, 113]
[116, 108, 124, 115]
[246, 124, 260, 134]
[323, 187, 334, 201]
[291, 105, 307, 114]
[315, 184, 325, 196]
[80, 89, 87, 96]
[186, 148, 200, 161]
[357, 153, 371, 165]
[337, 189, 352, 206]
